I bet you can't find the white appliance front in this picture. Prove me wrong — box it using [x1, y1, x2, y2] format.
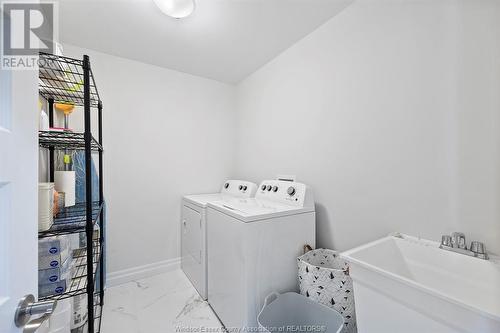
[181, 180, 257, 300]
[181, 203, 204, 297]
[207, 180, 316, 329]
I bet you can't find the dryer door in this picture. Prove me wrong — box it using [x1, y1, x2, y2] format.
[181, 204, 204, 297]
[182, 205, 202, 263]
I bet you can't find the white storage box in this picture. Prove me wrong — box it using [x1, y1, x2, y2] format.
[38, 262, 73, 298]
[39, 236, 70, 257]
[258, 292, 344, 333]
[38, 256, 71, 284]
[38, 246, 70, 270]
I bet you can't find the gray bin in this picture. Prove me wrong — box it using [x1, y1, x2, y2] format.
[258, 292, 344, 333]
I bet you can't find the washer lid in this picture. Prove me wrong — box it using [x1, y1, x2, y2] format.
[183, 180, 258, 208]
[183, 193, 229, 208]
[207, 198, 315, 223]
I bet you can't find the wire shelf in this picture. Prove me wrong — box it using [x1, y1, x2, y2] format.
[39, 52, 100, 107]
[39, 131, 103, 151]
[39, 202, 103, 238]
[39, 240, 101, 302]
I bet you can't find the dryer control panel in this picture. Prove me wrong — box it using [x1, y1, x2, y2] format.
[256, 180, 314, 208]
[220, 180, 257, 197]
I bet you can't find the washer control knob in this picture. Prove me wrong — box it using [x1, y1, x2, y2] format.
[267, 185, 272, 191]
[224, 183, 230, 189]
[242, 185, 248, 191]
[261, 184, 267, 191]
[239, 185, 243, 190]
[287, 186, 296, 196]
[272, 186, 278, 192]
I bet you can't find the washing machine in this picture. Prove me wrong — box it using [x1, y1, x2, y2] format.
[207, 180, 315, 329]
[181, 180, 257, 300]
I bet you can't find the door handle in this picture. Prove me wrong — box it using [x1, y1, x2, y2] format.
[15, 294, 57, 333]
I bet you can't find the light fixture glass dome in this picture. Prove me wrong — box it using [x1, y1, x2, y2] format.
[153, 0, 195, 19]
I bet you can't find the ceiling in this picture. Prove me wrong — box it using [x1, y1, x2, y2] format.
[58, 0, 352, 84]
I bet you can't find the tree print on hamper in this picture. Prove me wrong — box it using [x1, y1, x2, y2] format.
[297, 248, 357, 333]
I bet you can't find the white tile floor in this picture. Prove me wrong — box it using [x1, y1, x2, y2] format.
[101, 270, 223, 333]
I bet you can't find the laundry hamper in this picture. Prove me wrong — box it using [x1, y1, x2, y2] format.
[297, 247, 357, 333]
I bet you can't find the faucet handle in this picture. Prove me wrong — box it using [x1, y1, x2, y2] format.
[441, 235, 452, 247]
[470, 241, 485, 254]
[470, 241, 489, 260]
[451, 232, 467, 249]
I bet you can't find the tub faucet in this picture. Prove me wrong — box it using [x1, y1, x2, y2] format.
[440, 232, 489, 260]
[451, 232, 467, 249]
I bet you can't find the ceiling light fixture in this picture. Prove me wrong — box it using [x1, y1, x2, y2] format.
[153, 0, 195, 19]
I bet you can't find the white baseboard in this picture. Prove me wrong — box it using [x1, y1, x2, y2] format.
[107, 257, 181, 287]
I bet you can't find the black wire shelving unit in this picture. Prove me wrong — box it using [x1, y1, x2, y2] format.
[38, 52, 105, 333]
[38, 202, 103, 238]
[39, 131, 102, 151]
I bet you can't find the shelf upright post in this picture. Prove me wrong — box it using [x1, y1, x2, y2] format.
[98, 100, 104, 306]
[48, 98, 54, 182]
[83, 55, 95, 333]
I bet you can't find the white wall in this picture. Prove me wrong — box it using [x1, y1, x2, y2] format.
[235, 0, 500, 254]
[452, 0, 500, 256]
[61, 44, 237, 273]
[58, 0, 500, 276]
